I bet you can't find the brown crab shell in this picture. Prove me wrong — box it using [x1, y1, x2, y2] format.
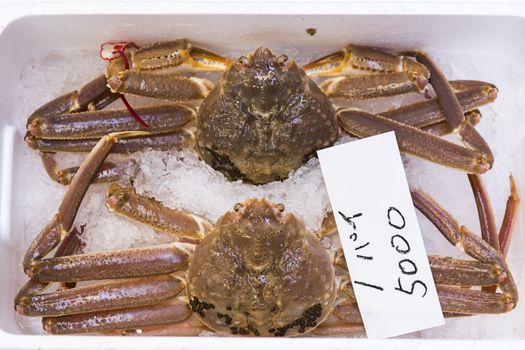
[195, 48, 340, 184]
[186, 199, 336, 337]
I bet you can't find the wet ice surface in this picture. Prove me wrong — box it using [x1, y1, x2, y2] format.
[13, 47, 525, 339]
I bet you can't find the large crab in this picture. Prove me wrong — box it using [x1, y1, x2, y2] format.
[15, 41, 519, 336]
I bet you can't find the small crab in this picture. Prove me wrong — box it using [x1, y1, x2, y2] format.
[14, 132, 519, 336]
[25, 40, 496, 185]
[16, 41, 519, 336]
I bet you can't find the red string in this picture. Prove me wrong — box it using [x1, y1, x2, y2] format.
[120, 95, 150, 128]
[100, 42, 150, 128]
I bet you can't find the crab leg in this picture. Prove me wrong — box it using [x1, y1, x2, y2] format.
[14, 227, 83, 309]
[468, 174, 500, 252]
[106, 40, 230, 102]
[456, 121, 494, 165]
[422, 110, 481, 137]
[469, 174, 520, 257]
[39, 152, 134, 185]
[106, 40, 231, 77]
[335, 248, 502, 287]
[411, 189, 518, 308]
[334, 283, 513, 325]
[27, 243, 189, 282]
[437, 285, 512, 314]
[22, 131, 150, 272]
[319, 72, 425, 100]
[428, 256, 503, 286]
[408, 51, 465, 131]
[499, 176, 520, 256]
[17, 275, 184, 317]
[43, 299, 191, 334]
[378, 81, 497, 129]
[108, 74, 214, 102]
[468, 174, 520, 292]
[337, 109, 491, 174]
[27, 75, 118, 126]
[310, 321, 366, 337]
[35, 130, 193, 186]
[35, 130, 193, 185]
[117, 316, 208, 336]
[106, 184, 212, 242]
[27, 104, 194, 140]
[28, 130, 193, 153]
[409, 51, 496, 166]
[304, 44, 429, 80]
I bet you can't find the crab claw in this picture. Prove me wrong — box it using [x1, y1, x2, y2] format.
[304, 44, 429, 88]
[106, 39, 232, 78]
[303, 49, 346, 76]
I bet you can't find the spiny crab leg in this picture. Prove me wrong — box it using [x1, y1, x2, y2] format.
[26, 75, 118, 126]
[106, 40, 231, 101]
[26, 104, 194, 140]
[337, 109, 491, 174]
[43, 299, 192, 335]
[22, 131, 150, 272]
[106, 184, 211, 243]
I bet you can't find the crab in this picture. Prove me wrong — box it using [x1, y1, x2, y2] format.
[25, 40, 496, 185]
[14, 131, 520, 336]
[15, 41, 519, 336]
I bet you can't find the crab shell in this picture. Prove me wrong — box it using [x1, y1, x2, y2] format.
[195, 48, 340, 184]
[186, 199, 336, 337]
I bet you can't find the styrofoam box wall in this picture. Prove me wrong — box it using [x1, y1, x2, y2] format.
[2, 1, 525, 349]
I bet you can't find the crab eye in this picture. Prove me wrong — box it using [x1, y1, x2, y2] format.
[234, 203, 243, 211]
[277, 54, 288, 63]
[276, 203, 285, 212]
[238, 55, 249, 65]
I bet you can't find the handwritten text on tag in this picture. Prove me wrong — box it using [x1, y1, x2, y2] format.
[317, 132, 444, 339]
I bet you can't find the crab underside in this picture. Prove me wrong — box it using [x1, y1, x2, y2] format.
[15, 40, 520, 336]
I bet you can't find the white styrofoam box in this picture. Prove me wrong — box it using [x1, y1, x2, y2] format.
[2, 0, 525, 349]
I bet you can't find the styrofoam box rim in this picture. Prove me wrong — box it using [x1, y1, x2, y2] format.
[2, 1, 525, 349]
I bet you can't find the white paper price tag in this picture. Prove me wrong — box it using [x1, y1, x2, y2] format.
[317, 132, 444, 339]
